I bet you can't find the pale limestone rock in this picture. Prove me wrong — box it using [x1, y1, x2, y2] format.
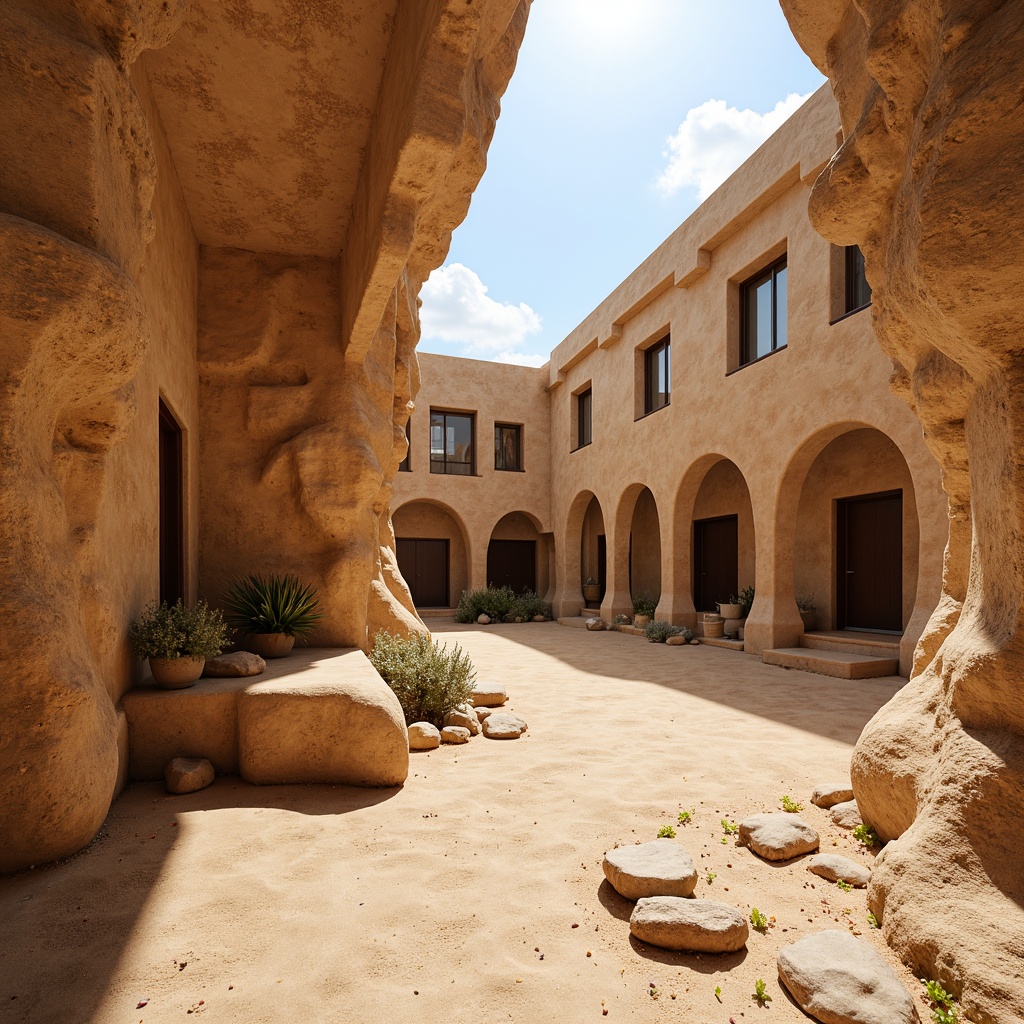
[440, 726, 470, 745]
[602, 841, 697, 900]
[474, 706, 495, 722]
[445, 707, 480, 735]
[202, 652, 266, 678]
[777, 930, 917, 1024]
[408, 723, 441, 751]
[830, 800, 862, 830]
[165, 757, 215, 795]
[811, 782, 854, 808]
[470, 686, 508, 708]
[476, 614, 491, 625]
[739, 813, 819, 861]
[666, 635, 688, 646]
[481, 712, 526, 740]
[585, 617, 606, 631]
[630, 897, 748, 953]
[807, 854, 871, 888]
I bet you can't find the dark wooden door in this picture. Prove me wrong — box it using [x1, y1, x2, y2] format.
[396, 538, 449, 607]
[596, 535, 607, 602]
[158, 401, 184, 606]
[487, 539, 537, 593]
[693, 515, 738, 612]
[837, 491, 903, 632]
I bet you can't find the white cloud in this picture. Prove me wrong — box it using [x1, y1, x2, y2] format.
[494, 350, 547, 368]
[658, 93, 812, 201]
[419, 263, 542, 359]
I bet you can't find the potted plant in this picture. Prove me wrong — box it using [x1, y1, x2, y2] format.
[738, 586, 755, 619]
[797, 594, 816, 632]
[582, 577, 601, 604]
[718, 595, 744, 619]
[632, 591, 657, 627]
[224, 573, 322, 658]
[129, 600, 228, 689]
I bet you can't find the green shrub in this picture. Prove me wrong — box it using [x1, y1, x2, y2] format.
[224, 573, 322, 637]
[129, 600, 228, 660]
[632, 592, 658, 618]
[738, 586, 755, 618]
[455, 586, 551, 623]
[645, 620, 684, 643]
[370, 630, 476, 727]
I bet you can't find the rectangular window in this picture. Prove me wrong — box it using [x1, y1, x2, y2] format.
[741, 256, 787, 365]
[576, 388, 592, 449]
[845, 245, 872, 314]
[429, 410, 474, 475]
[398, 419, 411, 472]
[644, 336, 671, 414]
[494, 423, 522, 471]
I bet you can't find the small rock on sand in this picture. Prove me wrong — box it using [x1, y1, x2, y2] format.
[806, 854, 871, 888]
[603, 840, 697, 900]
[630, 897, 748, 953]
[586, 617, 606, 631]
[202, 651, 266, 677]
[444, 707, 480, 735]
[830, 800, 863, 829]
[165, 757, 215, 794]
[408, 722, 441, 750]
[481, 712, 527, 739]
[811, 782, 854, 808]
[440, 726, 471, 744]
[470, 686, 508, 708]
[739, 813, 819, 861]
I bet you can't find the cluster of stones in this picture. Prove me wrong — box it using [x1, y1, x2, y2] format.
[407, 686, 528, 750]
[476, 614, 548, 625]
[586, 617, 699, 644]
[599, 781, 915, 1023]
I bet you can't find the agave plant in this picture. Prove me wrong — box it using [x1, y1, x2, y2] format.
[224, 573, 322, 638]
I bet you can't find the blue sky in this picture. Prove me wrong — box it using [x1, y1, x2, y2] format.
[418, 0, 826, 367]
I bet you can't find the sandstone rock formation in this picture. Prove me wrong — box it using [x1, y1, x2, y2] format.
[780, 2, 1024, 1019]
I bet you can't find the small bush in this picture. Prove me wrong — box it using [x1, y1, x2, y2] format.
[632, 592, 658, 618]
[129, 600, 228, 660]
[657, 824, 676, 838]
[612, 613, 631, 625]
[455, 586, 551, 623]
[645, 620, 683, 643]
[370, 630, 476, 727]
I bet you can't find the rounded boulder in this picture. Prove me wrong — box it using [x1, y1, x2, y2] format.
[603, 840, 697, 900]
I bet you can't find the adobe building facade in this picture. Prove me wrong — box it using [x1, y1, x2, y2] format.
[392, 86, 948, 678]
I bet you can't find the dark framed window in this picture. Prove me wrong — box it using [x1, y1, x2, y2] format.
[575, 388, 592, 449]
[845, 245, 872, 314]
[398, 419, 411, 472]
[741, 255, 787, 365]
[494, 423, 522, 471]
[429, 410, 474, 475]
[644, 336, 671, 414]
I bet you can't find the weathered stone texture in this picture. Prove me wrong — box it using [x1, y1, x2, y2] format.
[780, 2, 1024, 1019]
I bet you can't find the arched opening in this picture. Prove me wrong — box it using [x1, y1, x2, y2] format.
[487, 510, 554, 599]
[392, 499, 470, 611]
[794, 427, 919, 634]
[688, 459, 755, 613]
[628, 486, 661, 607]
[579, 494, 606, 609]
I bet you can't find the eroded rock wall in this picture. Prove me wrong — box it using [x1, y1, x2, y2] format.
[780, 2, 1024, 1020]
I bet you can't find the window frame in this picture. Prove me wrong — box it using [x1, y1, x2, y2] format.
[844, 244, 872, 316]
[428, 409, 476, 476]
[494, 422, 523, 472]
[739, 254, 788, 367]
[642, 335, 671, 416]
[574, 387, 593, 451]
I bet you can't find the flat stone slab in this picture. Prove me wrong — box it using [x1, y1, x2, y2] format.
[806, 854, 871, 888]
[811, 782, 854, 808]
[777, 930, 918, 1024]
[409, 722, 441, 750]
[444, 707, 480, 735]
[202, 651, 266, 678]
[440, 726, 470, 744]
[603, 840, 697, 900]
[739, 813, 819, 861]
[830, 800, 863, 829]
[481, 712, 527, 739]
[630, 897, 748, 953]
[165, 757, 214, 794]
[470, 686, 508, 708]
[474, 706, 495, 722]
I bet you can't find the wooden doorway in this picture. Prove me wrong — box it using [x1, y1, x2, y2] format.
[597, 534, 606, 603]
[837, 490, 903, 632]
[487, 539, 537, 594]
[693, 515, 738, 612]
[396, 538, 450, 607]
[158, 400, 184, 606]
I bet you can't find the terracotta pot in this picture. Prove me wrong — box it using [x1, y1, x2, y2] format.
[582, 583, 601, 603]
[149, 655, 205, 689]
[246, 632, 295, 658]
[718, 603, 743, 619]
[703, 613, 724, 639]
[799, 609, 816, 632]
[633, 614, 651, 628]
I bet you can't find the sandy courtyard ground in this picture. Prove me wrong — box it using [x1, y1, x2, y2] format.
[0, 623, 926, 1023]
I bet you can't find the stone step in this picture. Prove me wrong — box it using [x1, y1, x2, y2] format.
[699, 637, 745, 652]
[762, 648, 900, 679]
[799, 630, 900, 659]
[419, 607, 457, 619]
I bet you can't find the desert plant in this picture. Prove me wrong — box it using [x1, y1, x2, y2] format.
[455, 585, 545, 623]
[632, 592, 657, 618]
[510, 589, 551, 621]
[644, 620, 684, 643]
[657, 824, 676, 839]
[370, 630, 476, 728]
[853, 823, 880, 848]
[753, 978, 772, 1005]
[129, 600, 228, 660]
[866, 911, 880, 929]
[224, 573, 322, 637]
[738, 586, 755, 618]
[677, 809, 693, 825]
[796, 594, 816, 612]
[780, 794, 803, 812]
[836, 879, 853, 892]
[750, 907, 769, 932]
[922, 979, 958, 1024]
[721, 818, 739, 835]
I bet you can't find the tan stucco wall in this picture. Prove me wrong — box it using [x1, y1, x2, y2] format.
[629, 487, 661, 604]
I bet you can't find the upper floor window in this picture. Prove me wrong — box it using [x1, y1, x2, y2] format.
[494, 423, 522, 471]
[575, 387, 592, 449]
[741, 255, 787, 365]
[429, 410, 474, 475]
[644, 336, 671, 414]
[845, 245, 872, 314]
[398, 419, 411, 472]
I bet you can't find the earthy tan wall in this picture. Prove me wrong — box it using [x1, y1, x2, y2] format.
[691, 459, 756, 600]
[793, 429, 918, 631]
[629, 487, 661, 604]
[580, 497, 606, 590]
[391, 501, 470, 606]
[545, 87, 945, 677]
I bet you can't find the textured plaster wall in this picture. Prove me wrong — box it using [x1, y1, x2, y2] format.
[629, 488, 661, 603]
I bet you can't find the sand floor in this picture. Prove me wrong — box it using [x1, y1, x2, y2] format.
[0, 623, 926, 1023]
